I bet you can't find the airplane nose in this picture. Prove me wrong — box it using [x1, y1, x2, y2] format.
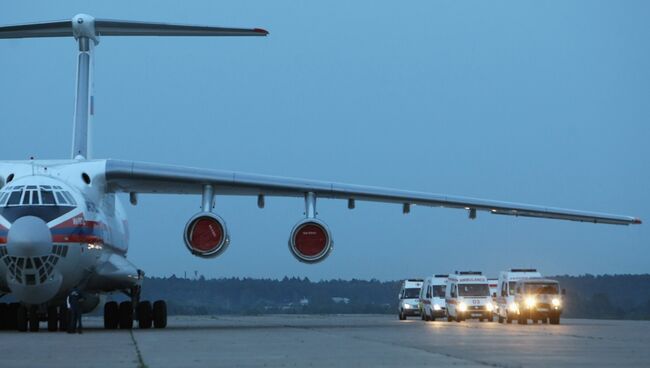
[6, 216, 52, 256]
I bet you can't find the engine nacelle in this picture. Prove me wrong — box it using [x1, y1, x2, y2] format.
[288, 218, 333, 263]
[183, 212, 230, 258]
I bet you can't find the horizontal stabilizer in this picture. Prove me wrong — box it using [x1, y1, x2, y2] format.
[0, 14, 268, 41]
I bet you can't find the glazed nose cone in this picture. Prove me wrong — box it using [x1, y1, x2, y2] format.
[6, 216, 52, 257]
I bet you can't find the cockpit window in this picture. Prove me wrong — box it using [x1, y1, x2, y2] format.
[0, 185, 76, 207]
[0, 185, 78, 223]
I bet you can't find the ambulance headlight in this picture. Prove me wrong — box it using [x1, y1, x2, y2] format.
[485, 302, 494, 312]
[552, 298, 561, 307]
[525, 296, 536, 308]
[458, 302, 468, 312]
[404, 304, 412, 309]
[433, 304, 441, 311]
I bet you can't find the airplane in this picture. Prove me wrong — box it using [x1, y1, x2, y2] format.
[0, 14, 641, 332]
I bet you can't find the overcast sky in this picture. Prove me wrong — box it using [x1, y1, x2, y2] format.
[0, 1, 647, 280]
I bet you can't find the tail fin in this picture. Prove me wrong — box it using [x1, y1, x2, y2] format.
[0, 14, 268, 159]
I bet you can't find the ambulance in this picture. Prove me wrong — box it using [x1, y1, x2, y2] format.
[495, 269, 542, 323]
[511, 278, 564, 324]
[445, 271, 494, 322]
[398, 279, 423, 320]
[418, 274, 448, 321]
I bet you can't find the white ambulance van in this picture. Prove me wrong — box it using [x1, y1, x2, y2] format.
[495, 269, 542, 323]
[398, 279, 423, 320]
[419, 274, 448, 321]
[512, 278, 565, 324]
[445, 271, 494, 322]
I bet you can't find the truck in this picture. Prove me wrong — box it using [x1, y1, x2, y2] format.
[445, 271, 494, 322]
[419, 274, 448, 321]
[398, 279, 423, 320]
[495, 269, 542, 323]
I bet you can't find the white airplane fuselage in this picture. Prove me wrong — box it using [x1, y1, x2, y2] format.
[0, 160, 138, 311]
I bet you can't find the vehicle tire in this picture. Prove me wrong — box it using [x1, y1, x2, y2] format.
[47, 306, 58, 332]
[549, 315, 560, 325]
[17, 306, 28, 332]
[430, 311, 436, 322]
[58, 306, 69, 332]
[447, 315, 453, 322]
[153, 300, 167, 329]
[398, 311, 405, 320]
[119, 301, 133, 329]
[498, 315, 504, 323]
[479, 317, 484, 322]
[138, 301, 153, 329]
[104, 302, 119, 329]
[28, 307, 40, 332]
[455, 314, 462, 323]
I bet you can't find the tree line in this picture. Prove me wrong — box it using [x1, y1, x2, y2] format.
[117, 274, 650, 319]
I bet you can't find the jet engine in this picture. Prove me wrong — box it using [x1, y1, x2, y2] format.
[288, 218, 333, 263]
[183, 212, 230, 258]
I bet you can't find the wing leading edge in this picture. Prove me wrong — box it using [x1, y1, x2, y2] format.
[104, 159, 641, 226]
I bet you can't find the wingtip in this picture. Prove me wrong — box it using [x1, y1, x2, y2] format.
[253, 28, 269, 36]
[633, 218, 642, 225]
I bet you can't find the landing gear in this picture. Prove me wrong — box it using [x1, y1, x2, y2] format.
[119, 301, 133, 329]
[153, 300, 167, 328]
[28, 307, 40, 332]
[104, 301, 119, 329]
[17, 305, 28, 332]
[0, 303, 8, 330]
[58, 305, 69, 332]
[137, 301, 152, 329]
[47, 306, 58, 332]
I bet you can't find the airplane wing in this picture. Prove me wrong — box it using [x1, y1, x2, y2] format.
[104, 159, 641, 225]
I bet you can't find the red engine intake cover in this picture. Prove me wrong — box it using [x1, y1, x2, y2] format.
[184, 213, 229, 258]
[289, 219, 333, 263]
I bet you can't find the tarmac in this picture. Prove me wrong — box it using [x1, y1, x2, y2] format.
[1, 314, 649, 367]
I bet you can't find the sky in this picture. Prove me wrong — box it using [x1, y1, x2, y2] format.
[0, 1, 648, 281]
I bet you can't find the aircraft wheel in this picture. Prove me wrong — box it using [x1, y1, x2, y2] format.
[28, 307, 39, 332]
[153, 300, 167, 329]
[104, 302, 119, 329]
[47, 306, 58, 331]
[58, 306, 69, 331]
[138, 301, 153, 329]
[17, 306, 28, 332]
[0, 303, 7, 330]
[119, 301, 133, 329]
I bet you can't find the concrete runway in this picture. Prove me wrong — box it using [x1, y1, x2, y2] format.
[1, 315, 649, 367]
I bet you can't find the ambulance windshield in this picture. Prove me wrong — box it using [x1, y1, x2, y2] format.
[403, 288, 420, 299]
[458, 284, 490, 297]
[523, 282, 559, 295]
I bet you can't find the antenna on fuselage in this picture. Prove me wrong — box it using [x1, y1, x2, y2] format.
[0, 14, 268, 160]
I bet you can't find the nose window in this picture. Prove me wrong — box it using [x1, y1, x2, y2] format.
[0, 185, 78, 223]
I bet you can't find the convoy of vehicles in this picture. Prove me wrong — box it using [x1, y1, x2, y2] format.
[419, 275, 447, 321]
[398, 279, 423, 320]
[400, 268, 565, 325]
